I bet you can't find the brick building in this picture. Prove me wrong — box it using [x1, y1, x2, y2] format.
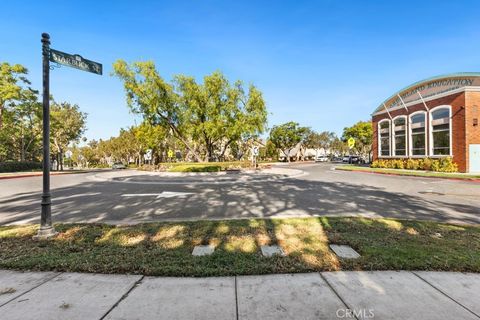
[372, 73, 480, 173]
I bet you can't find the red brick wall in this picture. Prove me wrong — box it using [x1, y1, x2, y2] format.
[372, 92, 468, 172]
[465, 92, 480, 172]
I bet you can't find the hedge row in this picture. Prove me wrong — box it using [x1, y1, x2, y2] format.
[0, 161, 43, 173]
[371, 157, 458, 172]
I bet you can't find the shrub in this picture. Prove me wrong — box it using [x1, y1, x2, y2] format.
[431, 160, 441, 172]
[405, 158, 420, 170]
[371, 160, 387, 168]
[0, 161, 43, 173]
[391, 159, 405, 169]
[436, 157, 458, 172]
[420, 158, 433, 171]
[370, 157, 458, 173]
[169, 165, 222, 172]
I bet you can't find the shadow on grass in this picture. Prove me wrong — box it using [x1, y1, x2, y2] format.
[0, 217, 479, 276]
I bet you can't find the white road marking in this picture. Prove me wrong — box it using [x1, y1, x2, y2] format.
[121, 191, 194, 199]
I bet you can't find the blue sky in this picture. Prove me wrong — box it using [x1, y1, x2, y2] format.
[2, 1, 480, 140]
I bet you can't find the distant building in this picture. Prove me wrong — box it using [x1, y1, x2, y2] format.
[372, 73, 480, 173]
[278, 143, 329, 161]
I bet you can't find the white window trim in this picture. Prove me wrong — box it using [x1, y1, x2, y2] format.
[392, 115, 407, 157]
[409, 111, 427, 157]
[378, 119, 391, 157]
[429, 105, 452, 157]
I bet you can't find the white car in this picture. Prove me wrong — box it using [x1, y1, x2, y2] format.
[315, 155, 329, 162]
[112, 162, 126, 169]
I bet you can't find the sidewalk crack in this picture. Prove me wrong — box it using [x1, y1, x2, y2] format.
[0, 272, 62, 308]
[99, 275, 145, 320]
[412, 272, 480, 319]
[319, 272, 360, 320]
[234, 276, 239, 320]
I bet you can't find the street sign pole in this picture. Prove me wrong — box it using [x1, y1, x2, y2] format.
[34, 33, 57, 240]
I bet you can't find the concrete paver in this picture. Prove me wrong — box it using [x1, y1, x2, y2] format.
[192, 244, 215, 256]
[0, 272, 141, 320]
[0, 270, 59, 306]
[329, 244, 361, 259]
[414, 271, 480, 317]
[322, 271, 479, 320]
[260, 245, 285, 257]
[237, 273, 346, 320]
[105, 276, 236, 320]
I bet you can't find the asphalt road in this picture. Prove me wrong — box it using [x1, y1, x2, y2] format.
[1, 163, 479, 225]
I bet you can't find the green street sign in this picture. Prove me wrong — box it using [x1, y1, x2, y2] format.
[49, 49, 102, 75]
[348, 137, 355, 149]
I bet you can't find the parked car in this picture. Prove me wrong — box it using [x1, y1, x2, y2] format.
[315, 155, 329, 162]
[112, 162, 126, 169]
[342, 156, 365, 164]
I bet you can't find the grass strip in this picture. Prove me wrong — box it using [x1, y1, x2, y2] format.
[336, 165, 480, 180]
[0, 217, 478, 276]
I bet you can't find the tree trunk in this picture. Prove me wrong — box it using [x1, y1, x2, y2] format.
[219, 139, 234, 161]
[164, 121, 202, 162]
[59, 149, 64, 171]
[21, 131, 25, 162]
[0, 106, 3, 131]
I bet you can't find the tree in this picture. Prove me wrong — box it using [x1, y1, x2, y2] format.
[262, 139, 278, 160]
[112, 60, 268, 162]
[50, 102, 87, 170]
[0, 63, 33, 130]
[134, 122, 169, 164]
[269, 122, 308, 162]
[330, 136, 348, 156]
[10, 90, 42, 161]
[342, 121, 373, 160]
[303, 130, 336, 156]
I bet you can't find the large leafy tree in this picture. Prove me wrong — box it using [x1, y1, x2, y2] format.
[50, 102, 87, 170]
[303, 130, 336, 155]
[9, 90, 42, 161]
[269, 122, 308, 162]
[0, 63, 33, 130]
[112, 60, 268, 162]
[342, 121, 373, 160]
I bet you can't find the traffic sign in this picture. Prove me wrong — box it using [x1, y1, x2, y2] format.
[144, 149, 152, 161]
[347, 137, 355, 149]
[252, 146, 259, 156]
[167, 150, 174, 158]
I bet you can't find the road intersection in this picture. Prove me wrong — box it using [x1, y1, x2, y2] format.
[1, 163, 479, 226]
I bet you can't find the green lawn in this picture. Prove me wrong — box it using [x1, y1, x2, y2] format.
[137, 161, 272, 173]
[1, 217, 478, 276]
[336, 165, 480, 180]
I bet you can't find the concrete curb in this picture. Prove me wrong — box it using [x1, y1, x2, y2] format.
[334, 167, 480, 183]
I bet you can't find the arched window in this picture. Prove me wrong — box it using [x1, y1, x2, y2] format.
[409, 112, 426, 156]
[393, 116, 407, 156]
[430, 106, 451, 156]
[378, 119, 391, 157]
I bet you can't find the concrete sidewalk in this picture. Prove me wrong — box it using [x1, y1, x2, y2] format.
[0, 270, 479, 320]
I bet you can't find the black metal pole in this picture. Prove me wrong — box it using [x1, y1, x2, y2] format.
[34, 33, 56, 240]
